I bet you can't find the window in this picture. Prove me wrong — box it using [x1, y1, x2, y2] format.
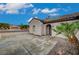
[33, 25, 35, 32]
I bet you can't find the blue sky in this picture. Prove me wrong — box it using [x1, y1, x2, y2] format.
[0, 3, 79, 25]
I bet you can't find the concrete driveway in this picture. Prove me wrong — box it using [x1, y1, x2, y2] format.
[0, 32, 61, 55]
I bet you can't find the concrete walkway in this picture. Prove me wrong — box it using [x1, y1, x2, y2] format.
[0, 32, 60, 55]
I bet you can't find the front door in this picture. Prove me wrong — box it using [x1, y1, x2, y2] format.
[46, 24, 51, 35]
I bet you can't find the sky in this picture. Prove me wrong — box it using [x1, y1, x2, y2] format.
[0, 3, 79, 25]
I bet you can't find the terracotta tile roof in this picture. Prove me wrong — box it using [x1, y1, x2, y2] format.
[44, 12, 79, 24]
[29, 12, 79, 24]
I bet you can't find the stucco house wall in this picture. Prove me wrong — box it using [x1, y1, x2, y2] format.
[29, 19, 43, 35]
[50, 20, 79, 38]
[42, 24, 47, 35]
[29, 17, 79, 39]
[76, 31, 79, 40]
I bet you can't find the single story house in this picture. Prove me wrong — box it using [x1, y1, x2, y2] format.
[28, 13, 79, 38]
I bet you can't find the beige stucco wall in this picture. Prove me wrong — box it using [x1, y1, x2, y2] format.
[76, 31, 79, 40]
[29, 19, 43, 35]
[29, 18, 79, 38]
[42, 24, 47, 35]
[50, 20, 79, 38]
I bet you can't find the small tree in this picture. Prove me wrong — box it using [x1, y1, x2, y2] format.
[19, 24, 29, 30]
[0, 23, 10, 29]
[53, 21, 79, 48]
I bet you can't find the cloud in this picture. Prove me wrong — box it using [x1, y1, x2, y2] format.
[32, 8, 41, 14]
[32, 8, 60, 15]
[41, 8, 60, 14]
[0, 3, 34, 14]
[6, 9, 19, 14]
[5, 3, 33, 10]
[49, 13, 60, 16]
[62, 6, 71, 12]
[62, 8, 69, 12]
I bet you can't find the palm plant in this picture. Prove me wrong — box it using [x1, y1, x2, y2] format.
[53, 21, 79, 48]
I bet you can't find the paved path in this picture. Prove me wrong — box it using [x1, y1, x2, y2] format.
[0, 32, 60, 55]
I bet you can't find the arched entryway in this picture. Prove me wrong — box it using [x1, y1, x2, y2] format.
[46, 24, 51, 35]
